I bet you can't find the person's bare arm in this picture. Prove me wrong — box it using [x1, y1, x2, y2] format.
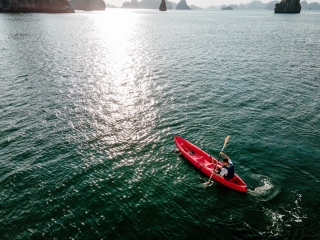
[220, 152, 230, 160]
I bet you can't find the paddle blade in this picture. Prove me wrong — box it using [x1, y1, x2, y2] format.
[203, 181, 210, 190]
[223, 135, 230, 149]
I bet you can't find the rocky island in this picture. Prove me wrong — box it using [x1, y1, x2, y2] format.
[0, 0, 74, 13]
[176, 0, 191, 10]
[159, 0, 166, 11]
[122, 0, 174, 10]
[70, 0, 106, 11]
[274, 0, 301, 13]
[189, 5, 202, 10]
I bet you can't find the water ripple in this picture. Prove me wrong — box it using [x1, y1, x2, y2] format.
[1, 9, 320, 239]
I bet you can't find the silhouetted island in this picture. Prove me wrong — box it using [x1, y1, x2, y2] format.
[206, 0, 319, 11]
[159, 0, 166, 11]
[222, 6, 233, 10]
[0, 0, 74, 13]
[206, 5, 217, 10]
[176, 0, 191, 10]
[70, 0, 106, 11]
[274, 0, 301, 13]
[106, 4, 117, 8]
[122, 0, 173, 10]
[189, 5, 202, 10]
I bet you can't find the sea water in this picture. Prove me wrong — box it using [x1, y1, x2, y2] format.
[0, 9, 319, 239]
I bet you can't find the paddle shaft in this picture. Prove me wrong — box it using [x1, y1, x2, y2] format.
[205, 135, 230, 186]
[207, 146, 225, 182]
[213, 145, 226, 171]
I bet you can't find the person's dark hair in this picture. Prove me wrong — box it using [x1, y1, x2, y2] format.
[222, 158, 229, 163]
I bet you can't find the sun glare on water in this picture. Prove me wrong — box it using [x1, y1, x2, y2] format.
[78, 9, 157, 150]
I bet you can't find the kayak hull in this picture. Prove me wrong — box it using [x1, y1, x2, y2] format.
[174, 136, 247, 193]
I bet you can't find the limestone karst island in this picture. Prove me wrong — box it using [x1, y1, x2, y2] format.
[1, 0, 316, 14]
[70, 0, 106, 11]
[176, 0, 191, 10]
[0, 0, 74, 13]
[274, 0, 301, 13]
[159, 0, 167, 11]
[0, 0, 108, 12]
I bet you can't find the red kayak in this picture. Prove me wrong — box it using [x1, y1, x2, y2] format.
[174, 136, 247, 193]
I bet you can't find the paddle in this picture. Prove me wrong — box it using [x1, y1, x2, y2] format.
[204, 135, 230, 189]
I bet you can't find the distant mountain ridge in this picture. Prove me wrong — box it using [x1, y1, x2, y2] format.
[300, 0, 320, 9]
[206, 0, 320, 11]
[104, 0, 320, 11]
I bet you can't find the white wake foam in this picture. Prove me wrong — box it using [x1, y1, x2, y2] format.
[249, 177, 273, 197]
[248, 175, 280, 201]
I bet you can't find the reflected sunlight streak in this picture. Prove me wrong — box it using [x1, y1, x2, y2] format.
[83, 10, 157, 154]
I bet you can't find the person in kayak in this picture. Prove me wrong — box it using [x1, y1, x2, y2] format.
[214, 152, 234, 180]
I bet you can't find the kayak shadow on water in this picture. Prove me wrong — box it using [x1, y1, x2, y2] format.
[247, 174, 281, 201]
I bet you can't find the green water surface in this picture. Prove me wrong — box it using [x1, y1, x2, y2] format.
[0, 9, 320, 239]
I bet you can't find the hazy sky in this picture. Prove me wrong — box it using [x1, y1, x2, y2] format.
[105, 0, 320, 8]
